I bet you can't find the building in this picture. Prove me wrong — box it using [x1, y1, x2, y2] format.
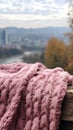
[0, 29, 8, 45]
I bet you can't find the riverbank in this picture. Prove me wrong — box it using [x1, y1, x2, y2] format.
[0, 54, 23, 64]
[0, 50, 45, 65]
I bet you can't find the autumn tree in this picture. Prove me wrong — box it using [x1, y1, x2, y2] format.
[65, 0, 73, 74]
[44, 37, 67, 69]
[44, 1, 73, 74]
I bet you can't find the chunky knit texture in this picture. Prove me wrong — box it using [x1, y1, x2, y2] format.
[0, 62, 73, 130]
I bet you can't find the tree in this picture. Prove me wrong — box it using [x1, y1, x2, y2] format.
[44, 37, 67, 69]
[65, 43, 73, 74]
[68, 0, 73, 30]
[67, 0, 73, 44]
[65, 0, 73, 74]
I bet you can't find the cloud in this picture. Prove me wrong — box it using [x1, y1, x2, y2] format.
[0, 0, 69, 28]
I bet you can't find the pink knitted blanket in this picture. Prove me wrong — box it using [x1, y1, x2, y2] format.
[0, 62, 73, 130]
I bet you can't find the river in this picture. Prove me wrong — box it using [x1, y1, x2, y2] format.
[0, 50, 42, 64]
[0, 54, 23, 64]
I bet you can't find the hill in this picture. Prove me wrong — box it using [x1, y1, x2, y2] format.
[0, 26, 71, 46]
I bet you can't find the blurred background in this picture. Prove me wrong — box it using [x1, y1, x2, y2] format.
[0, 0, 73, 74]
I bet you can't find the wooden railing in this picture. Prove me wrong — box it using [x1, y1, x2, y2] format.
[61, 85, 73, 121]
[59, 85, 73, 130]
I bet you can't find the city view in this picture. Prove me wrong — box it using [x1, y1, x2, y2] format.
[0, 26, 70, 64]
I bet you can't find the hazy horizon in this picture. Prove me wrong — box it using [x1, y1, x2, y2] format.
[0, 26, 70, 29]
[0, 0, 69, 28]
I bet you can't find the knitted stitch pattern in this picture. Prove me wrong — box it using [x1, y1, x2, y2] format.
[0, 62, 72, 130]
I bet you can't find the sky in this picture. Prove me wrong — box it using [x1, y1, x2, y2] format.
[0, 0, 69, 28]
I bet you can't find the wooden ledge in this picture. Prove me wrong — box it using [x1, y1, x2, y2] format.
[61, 85, 73, 121]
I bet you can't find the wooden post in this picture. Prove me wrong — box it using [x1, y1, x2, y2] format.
[59, 85, 73, 130]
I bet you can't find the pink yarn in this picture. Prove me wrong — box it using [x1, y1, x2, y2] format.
[0, 62, 72, 130]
